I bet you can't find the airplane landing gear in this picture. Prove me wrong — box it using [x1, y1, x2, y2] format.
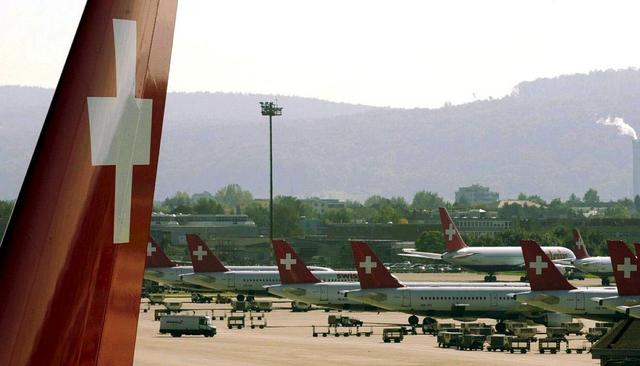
[495, 321, 506, 334]
[236, 294, 245, 302]
[484, 274, 497, 282]
[602, 278, 610, 286]
[408, 315, 419, 326]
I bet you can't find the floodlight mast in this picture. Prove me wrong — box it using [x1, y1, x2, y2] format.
[260, 101, 283, 242]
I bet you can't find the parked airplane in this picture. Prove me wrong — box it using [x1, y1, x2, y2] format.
[145, 238, 193, 287]
[344, 242, 565, 331]
[594, 241, 640, 317]
[180, 234, 357, 299]
[0, 2, 178, 365]
[266, 239, 371, 310]
[267, 239, 532, 310]
[401, 207, 575, 281]
[513, 240, 623, 321]
[144, 238, 332, 287]
[571, 228, 613, 285]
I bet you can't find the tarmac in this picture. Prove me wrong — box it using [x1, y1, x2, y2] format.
[133, 273, 601, 365]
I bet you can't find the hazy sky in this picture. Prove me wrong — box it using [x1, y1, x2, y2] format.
[2, 0, 640, 108]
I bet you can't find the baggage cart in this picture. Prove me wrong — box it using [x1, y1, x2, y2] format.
[507, 338, 530, 354]
[438, 331, 463, 348]
[383, 328, 404, 343]
[538, 337, 561, 354]
[513, 327, 537, 342]
[469, 327, 492, 336]
[545, 327, 568, 342]
[227, 315, 246, 329]
[354, 326, 373, 337]
[458, 334, 485, 351]
[565, 340, 588, 354]
[560, 321, 584, 335]
[250, 313, 267, 329]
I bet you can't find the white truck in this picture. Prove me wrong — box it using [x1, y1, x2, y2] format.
[159, 315, 216, 338]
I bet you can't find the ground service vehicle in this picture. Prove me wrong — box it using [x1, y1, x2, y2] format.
[545, 327, 568, 342]
[148, 294, 166, 305]
[586, 327, 609, 343]
[438, 331, 463, 348]
[383, 328, 404, 343]
[458, 334, 485, 350]
[486, 335, 511, 352]
[561, 321, 584, 335]
[159, 316, 216, 338]
[328, 315, 363, 327]
[191, 293, 213, 303]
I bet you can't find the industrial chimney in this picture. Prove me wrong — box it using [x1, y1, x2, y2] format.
[634, 140, 640, 198]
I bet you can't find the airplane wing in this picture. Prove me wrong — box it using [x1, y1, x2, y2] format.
[281, 287, 307, 297]
[450, 252, 476, 260]
[399, 249, 443, 260]
[552, 259, 575, 267]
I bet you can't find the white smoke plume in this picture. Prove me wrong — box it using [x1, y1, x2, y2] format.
[597, 116, 638, 140]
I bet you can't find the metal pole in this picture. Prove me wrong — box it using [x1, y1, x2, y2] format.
[269, 114, 273, 242]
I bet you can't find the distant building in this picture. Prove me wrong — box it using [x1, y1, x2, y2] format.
[304, 198, 346, 215]
[455, 184, 499, 205]
[498, 199, 542, 208]
[150, 213, 265, 264]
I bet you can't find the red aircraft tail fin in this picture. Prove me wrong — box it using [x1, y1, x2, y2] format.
[351, 241, 402, 289]
[608, 240, 640, 296]
[272, 240, 320, 284]
[146, 237, 176, 268]
[439, 207, 468, 252]
[186, 234, 228, 273]
[521, 240, 575, 291]
[0, 2, 178, 365]
[572, 228, 590, 259]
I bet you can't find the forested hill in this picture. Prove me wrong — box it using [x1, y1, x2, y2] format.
[2, 68, 640, 201]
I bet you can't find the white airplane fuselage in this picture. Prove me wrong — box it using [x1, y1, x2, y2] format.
[441, 246, 575, 273]
[267, 281, 531, 310]
[181, 270, 358, 294]
[513, 287, 625, 321]
[345, 286, 550, 322]
[573, 257, 613, 277]
[144, 265, 333, 286]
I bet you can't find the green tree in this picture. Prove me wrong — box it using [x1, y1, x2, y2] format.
[567, 193, 581, 205]
[161, 191, 192, 211]
[215, 184, 253, 209]
[411, 191, 446, 210]
[583, 188, 600, 205]
[415, 231, 443, 253]
[389, 196, 409, 212]
[0, 200, 14, 218]
[322, 208, 353, 224]
[245, 202, 269, 228]
[364, 195, 389, 208]
[273, 196, 309, 237]
[193, 198, 224, 214]
[634, 195, 640, 214]
[605, 204, 631, 218]
[372, 206, 401, 224]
